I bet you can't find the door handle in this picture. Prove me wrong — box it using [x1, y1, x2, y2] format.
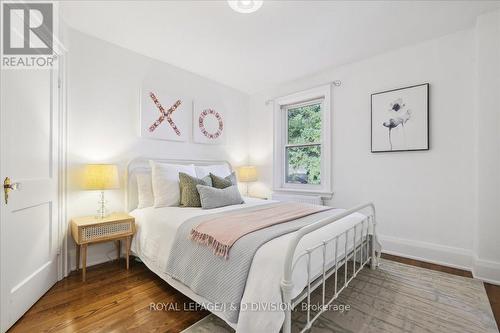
[3, 177, 20, 205]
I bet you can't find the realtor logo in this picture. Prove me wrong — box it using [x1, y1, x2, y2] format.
[2, 2, 55, 68]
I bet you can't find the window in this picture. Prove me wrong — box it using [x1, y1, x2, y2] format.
[273, 85, 332, 196]
[285, 100, 322, 185]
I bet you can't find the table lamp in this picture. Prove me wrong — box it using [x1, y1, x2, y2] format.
[236, 166, 258, 196]
[82, 164, 119, 218]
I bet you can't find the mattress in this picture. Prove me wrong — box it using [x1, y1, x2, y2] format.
[130, 198, 370, 333]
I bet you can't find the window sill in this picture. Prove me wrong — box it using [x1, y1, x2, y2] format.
[273, 187, 334, 199]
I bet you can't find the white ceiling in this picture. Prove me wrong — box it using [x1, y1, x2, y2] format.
[61, 1, 500, 94]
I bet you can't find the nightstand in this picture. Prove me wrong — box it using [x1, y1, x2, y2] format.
[71, 212, 135, 281]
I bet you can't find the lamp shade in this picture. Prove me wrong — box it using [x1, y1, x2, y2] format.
[82, 164, 119, 190]
[236, 166, 258, 182]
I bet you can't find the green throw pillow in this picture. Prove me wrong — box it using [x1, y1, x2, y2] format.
[210, 172, 237, 189]
[179, 172, 212, 207]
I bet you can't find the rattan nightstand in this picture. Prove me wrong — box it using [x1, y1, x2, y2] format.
[71, 213, 135, 281]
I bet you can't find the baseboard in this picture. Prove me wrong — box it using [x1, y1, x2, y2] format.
[379, 234, 500, 285]
[379, 234, 474, 271]
[473, 258, 500, 285]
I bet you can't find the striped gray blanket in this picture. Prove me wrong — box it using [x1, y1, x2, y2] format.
[165, 202, 336, 324]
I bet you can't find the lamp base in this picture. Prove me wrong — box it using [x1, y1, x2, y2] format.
[96, 191, 109, 219]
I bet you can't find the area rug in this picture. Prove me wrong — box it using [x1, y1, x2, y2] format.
[181, 259, 498, 333]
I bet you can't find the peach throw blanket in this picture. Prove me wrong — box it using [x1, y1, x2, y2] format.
[189, 202, 332, 258]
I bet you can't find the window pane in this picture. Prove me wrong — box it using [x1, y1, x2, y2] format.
[286, 145, 321, 185]
[287, 103, 321, 144]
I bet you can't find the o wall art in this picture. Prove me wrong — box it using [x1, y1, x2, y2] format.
[371, 83, 429, 153]
[140, 88, 190, 142]
[193, 102, 226, 144]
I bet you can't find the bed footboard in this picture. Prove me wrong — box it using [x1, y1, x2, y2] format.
[280, 202, 381, 333]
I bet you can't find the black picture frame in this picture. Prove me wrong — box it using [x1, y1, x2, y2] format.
[371, 83, 429, 153]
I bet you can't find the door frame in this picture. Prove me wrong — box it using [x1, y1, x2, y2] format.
[56, 22, 69, 280]
[56, 57, 68, 280]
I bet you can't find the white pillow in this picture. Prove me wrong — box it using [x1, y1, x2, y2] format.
[136, 173, 154, 209]
[195, 164, 231, 178]
[150, 161, 196, 207]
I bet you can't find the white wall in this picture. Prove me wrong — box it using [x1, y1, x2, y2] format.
[66, 28, 249, 270]
[474, 10, 500, 284]
[249, 28, 481, 272]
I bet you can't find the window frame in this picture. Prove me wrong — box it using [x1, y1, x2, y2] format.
[273, 84, 332, 196]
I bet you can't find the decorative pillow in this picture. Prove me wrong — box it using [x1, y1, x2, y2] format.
[196, 185, 244, 209]
[178, 172, 212, 207]
[210, 172, 237, 189]
[150, 161, 196, 207]
[195, 164, 231, 178]
[136, 173, 154, 209]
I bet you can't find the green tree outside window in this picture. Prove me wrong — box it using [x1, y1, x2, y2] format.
[286, 103, 321, 185]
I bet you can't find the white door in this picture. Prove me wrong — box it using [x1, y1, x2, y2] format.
[0, 66, 59, 331]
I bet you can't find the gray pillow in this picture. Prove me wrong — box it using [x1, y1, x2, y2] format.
[196, 184, 244, 209]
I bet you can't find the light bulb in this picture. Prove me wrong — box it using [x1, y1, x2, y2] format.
[227, 0, 263, 14]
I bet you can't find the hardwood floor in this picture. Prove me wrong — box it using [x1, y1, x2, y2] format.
[484, 282, 500, 330]
[9, 259, 209, 333]
[8, 255, 500, 332]
[380, 253, 473, 277]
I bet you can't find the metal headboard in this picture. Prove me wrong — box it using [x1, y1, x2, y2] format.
[125, 157, 233, 212]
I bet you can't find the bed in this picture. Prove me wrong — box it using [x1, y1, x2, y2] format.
[126, 158, 381, 333]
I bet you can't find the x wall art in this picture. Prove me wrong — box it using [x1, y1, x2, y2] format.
[140, 87, 190, 142]
[193, 101, 226, 144]
[371, 83, 429, 152]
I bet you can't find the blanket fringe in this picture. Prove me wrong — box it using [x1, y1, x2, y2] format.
[189, 229, 230, 259]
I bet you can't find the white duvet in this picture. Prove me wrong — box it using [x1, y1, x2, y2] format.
[130, 198, 371, 333]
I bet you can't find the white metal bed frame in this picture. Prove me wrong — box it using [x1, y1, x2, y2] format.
[281, 202, 380, 333]
[126, 158, 381, 333]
